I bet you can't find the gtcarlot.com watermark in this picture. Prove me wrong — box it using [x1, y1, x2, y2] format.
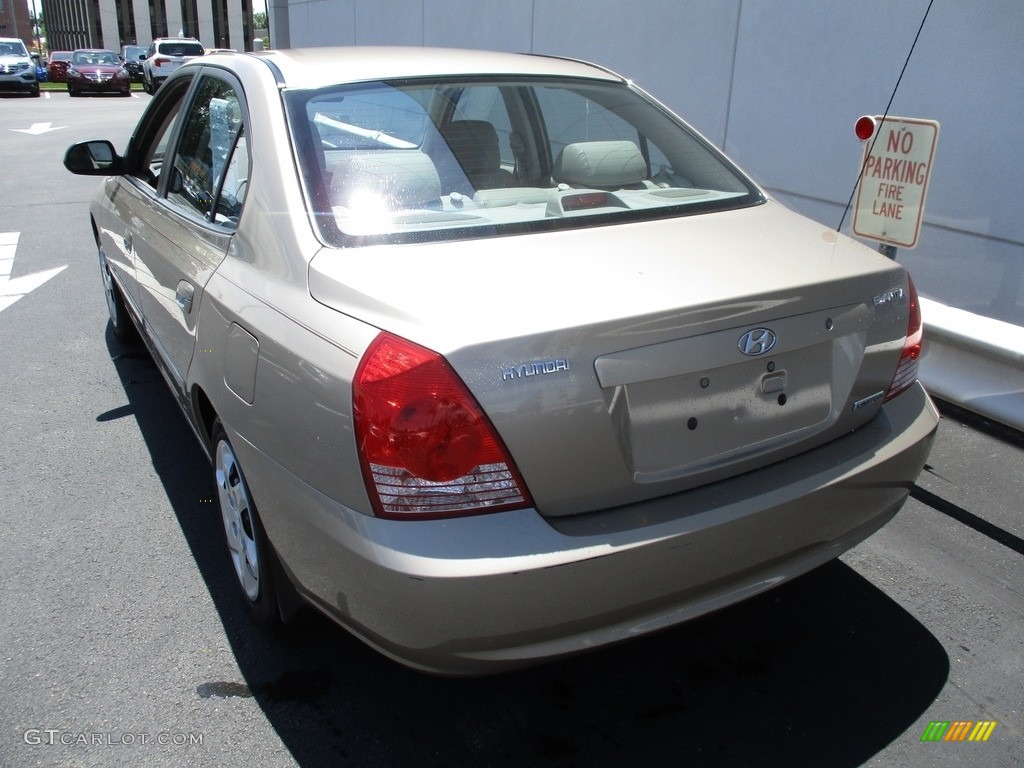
[24, 729, 203, 747]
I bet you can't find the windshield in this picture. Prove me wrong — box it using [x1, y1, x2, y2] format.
[286, 76, 762, 245]
[0, 41, 28, 57]
[73, 51, 120, 66]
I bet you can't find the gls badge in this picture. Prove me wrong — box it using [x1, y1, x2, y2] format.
[738, 328, 777, 356]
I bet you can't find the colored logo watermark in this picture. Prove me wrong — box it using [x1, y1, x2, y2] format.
[920, 721, 997, 742]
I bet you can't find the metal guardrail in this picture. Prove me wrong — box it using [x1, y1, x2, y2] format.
[918, 298, 1024, 432]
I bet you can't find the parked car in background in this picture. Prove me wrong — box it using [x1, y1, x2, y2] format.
[63, 47, 938, 675]
[141, 37, 203, 94]
[47, 50, 72, 83]
[67, 49, 131, 97]
[121, 45, 146, 83]
[0, 38, 40, 96]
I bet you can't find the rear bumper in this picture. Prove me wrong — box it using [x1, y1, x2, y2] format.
[240, 382, 938, 675]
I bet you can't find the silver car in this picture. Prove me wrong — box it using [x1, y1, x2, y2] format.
[64, 47, 938, 674]
[0, 37, 40, 96]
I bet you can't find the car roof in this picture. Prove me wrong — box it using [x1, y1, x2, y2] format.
[241, 46, 625, 90]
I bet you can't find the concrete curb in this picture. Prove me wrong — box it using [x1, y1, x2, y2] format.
[918, 297, 1024, 432]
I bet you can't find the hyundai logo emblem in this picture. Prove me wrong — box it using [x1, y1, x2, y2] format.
[738, 328, 777, 356]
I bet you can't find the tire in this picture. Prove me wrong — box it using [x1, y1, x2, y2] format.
[142, 77, 151, 95]
[213, 421, 279, 626]
[98, 245, 135, 341]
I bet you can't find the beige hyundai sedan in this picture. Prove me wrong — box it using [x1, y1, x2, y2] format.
[64, 47, 938, 674]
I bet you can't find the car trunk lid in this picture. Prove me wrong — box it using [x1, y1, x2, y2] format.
[309, 202, 913, 516]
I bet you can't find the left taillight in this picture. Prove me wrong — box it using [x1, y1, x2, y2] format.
[353, 332, 532, 519]
[885, 274, 923, 401]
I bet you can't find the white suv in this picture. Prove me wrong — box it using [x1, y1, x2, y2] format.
[0, 37, 39, 97]
[142, 37, 204, 94]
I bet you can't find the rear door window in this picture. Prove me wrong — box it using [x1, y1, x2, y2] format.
[168, 76, 247, 225]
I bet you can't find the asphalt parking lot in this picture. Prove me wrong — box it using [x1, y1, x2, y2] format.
[1, 91, 1021, 768]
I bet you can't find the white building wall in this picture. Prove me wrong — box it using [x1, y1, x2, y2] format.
[279, 0, 1024, 334]
[98, 2, 120, 51]
[227, 0, 246, 50]
[132, 0, 153, 46]
[198, 1, 215, 48]
[165, 0, 183, 39]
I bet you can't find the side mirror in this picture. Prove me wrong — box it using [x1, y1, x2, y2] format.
[64, 141, 124, 176]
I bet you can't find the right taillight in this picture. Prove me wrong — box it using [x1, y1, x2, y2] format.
[352, 332, 532, 519]
[885, 274, 923, 401]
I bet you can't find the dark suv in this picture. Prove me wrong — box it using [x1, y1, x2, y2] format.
[121, 45, 146, 83]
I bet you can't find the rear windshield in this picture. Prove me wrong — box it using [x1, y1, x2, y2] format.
[157, 42, 204, 57]
[285, 76, 762, 245]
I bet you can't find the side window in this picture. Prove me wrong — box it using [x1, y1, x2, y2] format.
[212, 127, 249, 225]
[169, 77, 245, 222]
[132, 83, 190, 190]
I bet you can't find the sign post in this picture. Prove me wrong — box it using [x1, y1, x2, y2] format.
[852, 116, 939, 256]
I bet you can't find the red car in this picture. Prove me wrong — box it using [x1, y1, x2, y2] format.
[47, 51, 72, 83]
[67, 49, 131, 96]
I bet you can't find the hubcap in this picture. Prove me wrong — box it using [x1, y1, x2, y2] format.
[216, 439, 260, 601]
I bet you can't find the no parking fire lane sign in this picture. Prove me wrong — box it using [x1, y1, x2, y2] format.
[852, 116, 939, 249]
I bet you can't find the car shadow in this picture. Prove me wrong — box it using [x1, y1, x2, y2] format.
[104, 327, 949, 768]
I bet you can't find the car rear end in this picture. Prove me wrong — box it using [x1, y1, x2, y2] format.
[292, 212, 937, 673]
[200, 49, 939, 674]
[149, 39, 204, 87]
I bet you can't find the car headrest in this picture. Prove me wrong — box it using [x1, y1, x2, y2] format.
[552, 141, 647, 187]
[441, 120, 502, 176]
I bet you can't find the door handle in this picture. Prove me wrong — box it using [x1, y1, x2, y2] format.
[175, 281, 195, 314]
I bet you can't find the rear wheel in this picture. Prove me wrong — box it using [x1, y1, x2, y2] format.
[213, 421, 279, 626]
